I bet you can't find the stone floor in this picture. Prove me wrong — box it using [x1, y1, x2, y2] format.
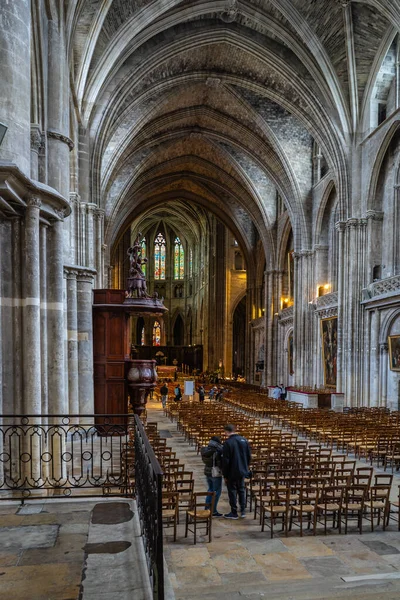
[146, 399, 400, 600]
[0, 498, 152, 600]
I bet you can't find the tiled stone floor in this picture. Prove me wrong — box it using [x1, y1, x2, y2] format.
[147, 400, 400, 600]
[0, 498, 151, 600]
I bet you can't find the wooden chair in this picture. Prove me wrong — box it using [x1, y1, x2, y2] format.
[290, 485, 320, 536]
[366, 485, 391, 532]
[341, 485, 367, 534]
[317, 486, 343, 534]
[162, 491, 179, 542]
[384, 443, 400, 473]
[261, 487, 291, 538]
[185, 491, 215, 544]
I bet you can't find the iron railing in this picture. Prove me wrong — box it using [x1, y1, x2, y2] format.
[134, 414, 164, 600]
[0, 414, 134, 501]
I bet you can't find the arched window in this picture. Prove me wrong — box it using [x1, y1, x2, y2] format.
[189, 248, 193, 278]
[153, 321, 161, 346]
[174, 237, 184, 279]
[140, 237, 147, 277]
[154, 233, 166, 280]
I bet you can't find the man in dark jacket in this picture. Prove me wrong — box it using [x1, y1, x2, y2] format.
[201, 436, 223, 517]
[222, 424, 251, 519]
[160, 383, 168, 409]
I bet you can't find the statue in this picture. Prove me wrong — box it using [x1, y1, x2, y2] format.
[126, 233, 149, 298]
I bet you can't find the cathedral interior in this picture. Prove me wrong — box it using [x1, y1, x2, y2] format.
[1, 1, 400, 599]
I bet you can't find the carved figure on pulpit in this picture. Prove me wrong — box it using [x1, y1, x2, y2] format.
[127, 232, 149, 298]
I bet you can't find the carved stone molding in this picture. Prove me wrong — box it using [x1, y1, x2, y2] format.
[336, 0, 351, 6]
[371, 275, 400, 297]
[278, 306, 294, 326]
[26, 195, 42, 208]
[293, 250, 314, 260]
[47, 130, 74, 151]
[220, 0, 238, 22]
[206, 77, 222, 88]
[315, 291, 339, 310]
[366, 210, 384, 221]
[318, 307, 338, 319]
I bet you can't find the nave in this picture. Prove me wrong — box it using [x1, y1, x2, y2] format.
[145, 396, 400, 600]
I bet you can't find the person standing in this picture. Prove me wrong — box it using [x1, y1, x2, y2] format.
[174, 383, 182, 402]
[272, 385, 281, 400]
[222, 424, 251, 519]
[198, 385, 205, 403]
[201, 436, 223, 517]
[160, 382, 168, 409]
[279, 383, 287, 400]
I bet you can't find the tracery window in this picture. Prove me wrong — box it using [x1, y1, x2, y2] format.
[153, 321, 161, 346]
[174, 237, 184, 279]
[189, 248, 193, 278]
[154, 233, 166, 280]
[140, 237, 147, 276]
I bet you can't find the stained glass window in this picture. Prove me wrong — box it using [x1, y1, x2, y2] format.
[153, 321, 161, 346]
[189, 248, 193, 278]
[174, 237, 184, 279]
[140, 237, 146, 277]
[154, 233, 166, 280]
[141, 327, 145, 346]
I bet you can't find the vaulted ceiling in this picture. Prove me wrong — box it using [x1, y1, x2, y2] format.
[66, 0, 398, 260]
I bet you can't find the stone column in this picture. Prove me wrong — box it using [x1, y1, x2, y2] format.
[369, 309, 380, 407]
[340, 219, 367, 404]
[65, 268, 79, 416]
[293, 251, 315, 386]
[335, 222, 346, 395]
[47, 15, 70, 200]
[45, 213, 66, 414]
[39, 224, 49, 415]
[77, 269, 96, 415]
[0, 0, 31, 175]
[94, 209, 105, 287]
[86, 204, 97, 269]
[265, 270, 282, 386]
[11, 218, 23, 415]
[23, 196, 42, 413]
[379, 343, 389, 408]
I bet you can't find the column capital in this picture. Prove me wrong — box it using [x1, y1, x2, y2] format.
[380, 342, 389, 354]
[76, 266, 97, 283]
[335, 220, 346, 232]
[366, 210, 384, 221]
[30, 125, 42, 153]
[26, 194, 42, 208]
[54, 208, 66, 221]
[69, 192, 80, 205]
[94, 207, 105, 219]
[64, 266, 79, 279]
